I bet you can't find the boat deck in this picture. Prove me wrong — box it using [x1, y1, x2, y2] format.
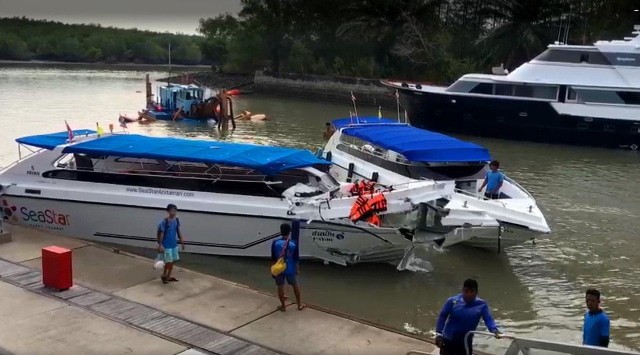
[0, 225, 438, 355]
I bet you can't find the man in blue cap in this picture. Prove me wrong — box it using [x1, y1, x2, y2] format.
[436, 279, 502, 355]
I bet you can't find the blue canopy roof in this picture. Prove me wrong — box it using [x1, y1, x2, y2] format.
[61, 134, 329, 175]
[16, 130, 97, 150]
[333, 118, 491, 163]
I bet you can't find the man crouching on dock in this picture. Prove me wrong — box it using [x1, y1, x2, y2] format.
[157, 204, 185, 284]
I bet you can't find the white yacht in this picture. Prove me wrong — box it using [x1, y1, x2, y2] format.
[383, 26, 640, 148]
[0, 129, 455, 266]
[322, 117, 550, 251]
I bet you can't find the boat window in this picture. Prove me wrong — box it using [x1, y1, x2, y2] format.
[616, 91, 640, 105]
[534, 49, 610, 65]
[494, 84, 513, 96]
[469, 83, 493, 94]
[514, 85, 558, 100]
[578, 89, 624, 104]
[447, 80, 479, 93]
[567, 87, 578, 101]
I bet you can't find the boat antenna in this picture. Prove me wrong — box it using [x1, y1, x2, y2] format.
[167, 42, 172, 87]
[350, 91, 359, 123]
[395, 89, 401, 123]
[556, 15, 564, 43]
[564, 7, 572, 44]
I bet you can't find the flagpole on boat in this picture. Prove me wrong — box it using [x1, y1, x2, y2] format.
[167, 42, 172, 87]
[350, 91, 359, 123]
[395, 89, 400, 123]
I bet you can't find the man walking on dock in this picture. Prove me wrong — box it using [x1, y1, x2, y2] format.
[435, 279, 501, 355]
[157, 204, 185, 284]
[583, 288, 610, 348]
[271, 223, 304, 311]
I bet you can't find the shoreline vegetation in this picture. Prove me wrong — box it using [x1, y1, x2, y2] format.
[3, 2, 637, 85]
[1, 2, 636, 104]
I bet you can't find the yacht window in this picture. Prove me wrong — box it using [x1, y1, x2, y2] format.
[580, 53, 589, 63]
[494, 84, 513, 96]
[617, 91, 640, 105]
[447, 80, 478, 93]
[579, 90, 624, 104]
[534, 49, 610, 65]
[469, 83, 493, 94]
[532, 85, 558, 100]
[567, 88, 578, 101]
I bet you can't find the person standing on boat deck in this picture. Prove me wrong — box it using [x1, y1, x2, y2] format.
[271, 223, 304, 311]
[478, 160, 504, 199]
[435, 279, 501, 355]
[323, 122, 336, 140]
[583, 288, 610, 348]
[157, 204, 185, 284]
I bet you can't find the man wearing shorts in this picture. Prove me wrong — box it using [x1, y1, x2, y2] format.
[157, 204, 185, 284]
[271, 223, 304, 311]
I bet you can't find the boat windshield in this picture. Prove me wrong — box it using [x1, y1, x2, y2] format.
[50, 154, 331, 198]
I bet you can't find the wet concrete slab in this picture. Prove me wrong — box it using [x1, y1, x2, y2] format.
[0, 225, 88, 263]
[232, 306, 434, 355]
[0, 225, 438, 355]
[22, 244, 158, 292]
[0, 282, 186, 355]
[115, 268, 278, 332]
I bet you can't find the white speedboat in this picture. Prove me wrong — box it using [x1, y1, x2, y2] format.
[0, 129, 454, 266]
[383, 25, 640, 148]
[322, 117, 550, 251]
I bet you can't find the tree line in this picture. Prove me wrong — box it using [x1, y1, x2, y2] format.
[198, 0, 639, 83]
[0, 17, 204, 65]
[2, 1, 638, 83]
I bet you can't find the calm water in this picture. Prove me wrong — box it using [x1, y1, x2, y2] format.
[2, 66, 639, 352]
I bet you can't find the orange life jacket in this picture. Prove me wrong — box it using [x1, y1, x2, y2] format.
[349, 180, 376, 196]
[349, 193, 388, 226]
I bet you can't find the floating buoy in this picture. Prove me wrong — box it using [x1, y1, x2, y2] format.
[226, 89, 241, 96]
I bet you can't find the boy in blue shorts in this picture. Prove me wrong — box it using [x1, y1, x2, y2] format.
[271, 223, 304, 311]
[157, 204, 185, 284]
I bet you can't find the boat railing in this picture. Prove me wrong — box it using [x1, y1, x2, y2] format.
[406, 331, 639, 355]
[454, 188, 508, 208]
[503, 175, 535, 200]
[0, 145, 42, 173]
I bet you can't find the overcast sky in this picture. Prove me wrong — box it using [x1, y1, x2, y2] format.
[0, 0, 242, 34]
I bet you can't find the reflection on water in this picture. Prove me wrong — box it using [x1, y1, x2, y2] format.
[1, 66, 639, 351]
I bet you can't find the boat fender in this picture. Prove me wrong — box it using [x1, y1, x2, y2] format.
[325, 151, 332, 161]
[371, 172, 379, 182]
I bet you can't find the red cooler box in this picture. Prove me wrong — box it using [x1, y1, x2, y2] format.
[42, 246, 73, 290]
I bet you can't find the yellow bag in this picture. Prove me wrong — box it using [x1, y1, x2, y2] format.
[271, 257, 287, 276]
[270, 239, 290, 276]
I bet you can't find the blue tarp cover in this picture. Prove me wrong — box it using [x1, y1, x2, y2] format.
[16, 130, 97, 150]
[61, 134, 329, 175]
[332, 117, 490, 163]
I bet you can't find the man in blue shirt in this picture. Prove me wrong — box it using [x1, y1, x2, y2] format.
[478, 160, 504, 199]
[271, 223, 303, 311]
[157, 204, 185, 284]
[436, 279, 501, 355]
[583, 288, 610, 347]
